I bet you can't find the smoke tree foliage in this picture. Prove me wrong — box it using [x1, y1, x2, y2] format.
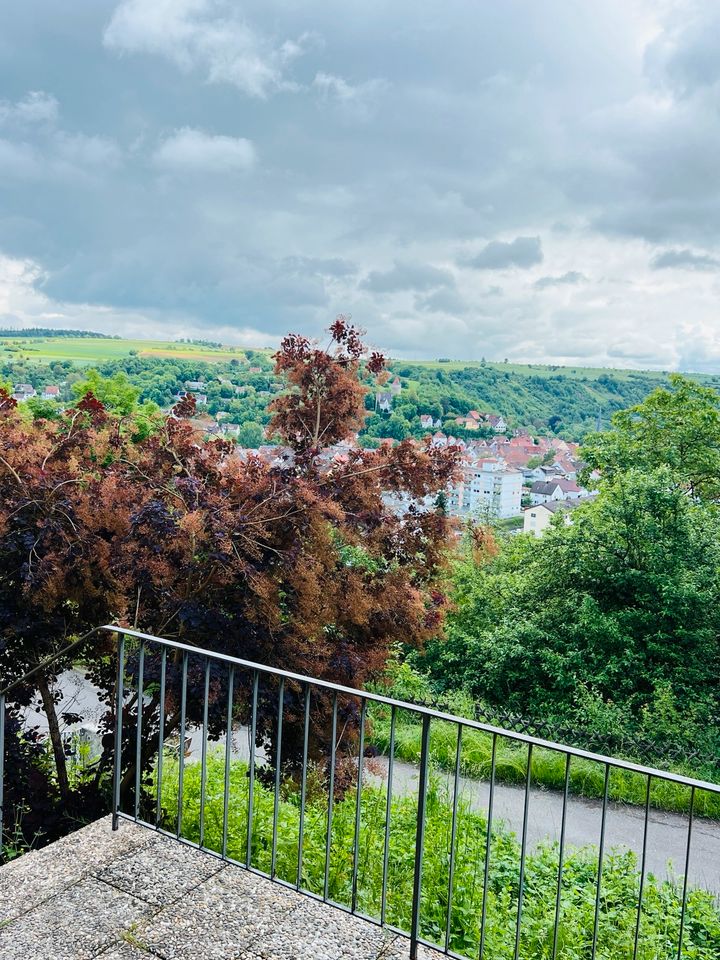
[0, 318, 459, 848]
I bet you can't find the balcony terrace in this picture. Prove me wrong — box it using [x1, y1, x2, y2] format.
[0, 815, 437, 960]
[1, 626, 719, 960]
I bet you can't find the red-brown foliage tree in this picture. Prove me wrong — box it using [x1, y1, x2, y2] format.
[0, 321, 459, 846]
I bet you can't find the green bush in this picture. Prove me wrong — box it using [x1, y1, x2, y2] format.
[154, 754, 720, 959]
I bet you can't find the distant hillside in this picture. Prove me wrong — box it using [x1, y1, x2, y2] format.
[0, 328, 115, 339]
[388, 360, 720, 440]
[2, 332, 718, 441]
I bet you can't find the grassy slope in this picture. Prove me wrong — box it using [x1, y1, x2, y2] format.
[0, 336, 273, 366]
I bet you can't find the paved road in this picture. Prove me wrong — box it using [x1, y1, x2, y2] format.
[22, 671, 720, 897]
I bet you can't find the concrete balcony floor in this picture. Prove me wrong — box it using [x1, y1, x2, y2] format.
[0, 817, 442, 960]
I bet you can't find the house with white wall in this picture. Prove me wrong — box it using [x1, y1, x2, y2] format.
[523, 499, 578, 536]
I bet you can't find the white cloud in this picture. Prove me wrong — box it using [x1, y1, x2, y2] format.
[0, 131, 120, 181]
[104, 0, 311, 98]
[534, 271, 587, 289]
[0, 139, 41, 178]
[0, 91, 59, 127]
[153, 127, 256, 173]
[312, 72, 387, 118]
[55, 133, 122, 169]
[0, 90, 120, 181]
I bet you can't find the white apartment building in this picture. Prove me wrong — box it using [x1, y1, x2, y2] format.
[450, 457, 523, 520]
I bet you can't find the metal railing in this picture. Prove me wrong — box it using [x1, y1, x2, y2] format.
[1, 623, 720, 960]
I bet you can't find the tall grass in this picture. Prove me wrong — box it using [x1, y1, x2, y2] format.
[154, 753, 720, 960]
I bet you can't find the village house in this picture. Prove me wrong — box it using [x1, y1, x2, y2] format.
[175, 391, 208, 406]
[185, 380, 206, 391]
[376, 390, 393, 413]
[550, 458, 579, 480]
[389, 376, 402, 396]
[455, 415, 479, 430]
[523, 499, 580, 537]
[12, 383, 36, 401]
[530, 478, 585, 505]
[486, 414, 507, 433]
[41, 385, 60, 400]
[195, 414, 221, 435]
[431, 431, 466, 450]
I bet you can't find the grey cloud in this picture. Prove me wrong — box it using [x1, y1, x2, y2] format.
[415, 287, 469, 314]
[534, 271, 587, 289]
[650, 248, 720, 271]
[2, 1, 720, 369]
[360, 260, 454, 293]
[463, 236, 543, 270]
[645, 8, 720, 97]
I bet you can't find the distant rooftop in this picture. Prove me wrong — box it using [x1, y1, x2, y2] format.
[0, 817, 440, 960]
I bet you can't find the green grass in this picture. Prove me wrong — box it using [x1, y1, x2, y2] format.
[153, 753, 720, 959]
[0, 336, 273, 366]
[367, 708, 720, 820]
[495, 515, 525, 531]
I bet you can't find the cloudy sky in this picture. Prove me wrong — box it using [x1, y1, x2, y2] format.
[1, 0, 720, 369]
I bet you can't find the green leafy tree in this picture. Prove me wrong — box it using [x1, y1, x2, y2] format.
[24, 398, 61, 421]
[72, 369, 141, 415]
[424, 468, 720, 754]
[581, 374, 720, 501]
[236, 421, 265, 447]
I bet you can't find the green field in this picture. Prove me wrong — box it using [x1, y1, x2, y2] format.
[0, 336, 272, 366]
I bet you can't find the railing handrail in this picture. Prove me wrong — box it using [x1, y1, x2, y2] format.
[3, 623, 717, 958]
[100, 625, 720, 795]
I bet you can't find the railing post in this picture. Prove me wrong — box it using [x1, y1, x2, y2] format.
[410, 713, 431, 960]
[0, 693, 5, 861]
[111, 633, 125, 831]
